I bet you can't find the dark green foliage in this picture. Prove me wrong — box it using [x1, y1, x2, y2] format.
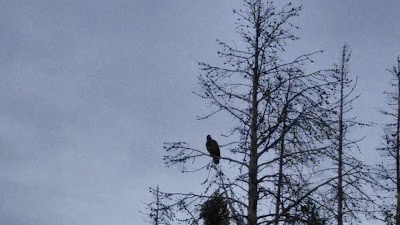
[298, 199, 327, 225]
[200, 194, 230, 225]
[383, 210, 395, 225]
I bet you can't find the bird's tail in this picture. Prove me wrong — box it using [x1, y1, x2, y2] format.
[213, 157, 220, 164]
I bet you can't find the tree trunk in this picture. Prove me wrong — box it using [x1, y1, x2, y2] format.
[155, 185, 159, 225]
[337, 46, 346, 225]
[248, 73, 259, 225]
[396, 76, 400, 225]
[274, 129, 285, 225]
[274, 96, 289, 225]
[248, 6, 261, 225]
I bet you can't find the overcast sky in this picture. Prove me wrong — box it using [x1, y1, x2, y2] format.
[0, 1, 399, 225]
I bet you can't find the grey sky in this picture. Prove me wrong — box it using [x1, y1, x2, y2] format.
[0, 1, 399, 224]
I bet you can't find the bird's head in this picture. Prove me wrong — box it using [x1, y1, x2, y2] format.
[206, 135, 211, 141]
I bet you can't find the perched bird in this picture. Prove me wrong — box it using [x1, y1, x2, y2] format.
[206, 135, 220, 164]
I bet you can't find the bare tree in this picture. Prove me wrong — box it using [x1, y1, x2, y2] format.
[314, 44, 378, 225]
[142, 185, 173, 225]
[148, 1, 344, 225]
[376, 56, 400, 224]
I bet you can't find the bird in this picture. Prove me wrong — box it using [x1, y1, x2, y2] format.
[206, 135, 220, 164]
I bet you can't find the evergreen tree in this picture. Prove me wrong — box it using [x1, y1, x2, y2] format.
[200, 193, 230, 225]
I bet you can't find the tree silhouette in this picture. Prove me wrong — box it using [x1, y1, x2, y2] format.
[147, 1, 352, 224]
[200, 193, 230, 225]
[299, 199, 327, 225]
[376, 56, 400, 224]
[316, 44, 377, 224]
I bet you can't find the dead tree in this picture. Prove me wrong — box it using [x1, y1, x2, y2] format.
[316, 44, 377, 224]
[141, 185, 173, 225]
[149, 1, 344, 225]
[376, 56, 400, 224]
